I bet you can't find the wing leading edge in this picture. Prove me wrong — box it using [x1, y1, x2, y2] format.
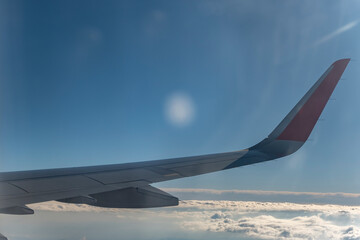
[0, 59, 350, 214]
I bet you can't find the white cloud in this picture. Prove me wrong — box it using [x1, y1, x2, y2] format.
[165, 92, 195, 127]
[163, 187, 360, 197]
[176, 201, 360, 240]
[203, 214, 360, 240]
[162, 187, 360, 205]
[29, 200, 360, 240]
[25, 189, 360, 239]
[314, 20, 359, 46]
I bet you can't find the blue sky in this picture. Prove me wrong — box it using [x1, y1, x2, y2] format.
[0, 0, 360, 195]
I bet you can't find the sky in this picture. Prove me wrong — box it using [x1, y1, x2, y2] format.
[0, 0, 360, 239]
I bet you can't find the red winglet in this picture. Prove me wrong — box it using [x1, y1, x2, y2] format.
[277, 58, 350, 142]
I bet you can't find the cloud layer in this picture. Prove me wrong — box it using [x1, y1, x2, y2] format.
[178, 201, 360, 240]
[29, 199, 360, 240]
[163, 187, 360, 206]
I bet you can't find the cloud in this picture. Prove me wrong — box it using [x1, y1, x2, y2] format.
[165, 92, 196, 127]
[163, 187, 360, 197]
[202, 214, 360, 240]
[162, 187, 360, 205]
[175, 201, 360, 240]
[30, 201, 115, 213]
[29, 200, 360, 240]
[314, 20, 359, 46]
[26, 188, 360, 239]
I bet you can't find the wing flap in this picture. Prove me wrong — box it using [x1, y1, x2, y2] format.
[9, 175, 103, 193]
[89, 185, 179, 208]
[85, 168, 161, 185]
[0, 205, 34, 215]
[0, 183, 27, 196]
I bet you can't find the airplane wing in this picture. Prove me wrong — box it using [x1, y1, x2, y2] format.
[0, 59, 350, 215]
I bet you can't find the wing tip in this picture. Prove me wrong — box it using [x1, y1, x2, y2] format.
[250, 58, 351, 158]
[275, 58, 350, 142]
[333, 58, 351, 65]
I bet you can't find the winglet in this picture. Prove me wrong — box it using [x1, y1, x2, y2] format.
[269, 58, 350, 142]
[250, 59, 350, 158]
